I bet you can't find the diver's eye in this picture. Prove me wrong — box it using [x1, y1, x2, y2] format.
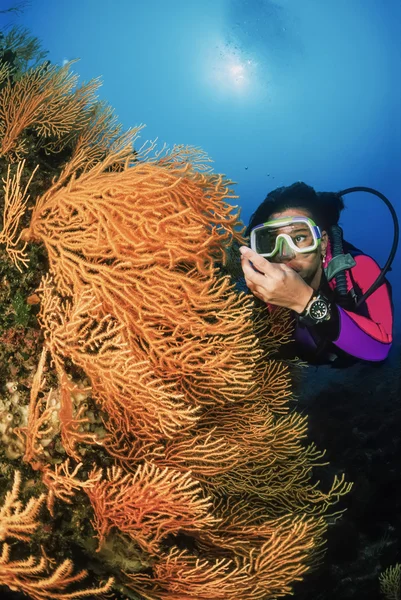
[294, 235, 306, 243]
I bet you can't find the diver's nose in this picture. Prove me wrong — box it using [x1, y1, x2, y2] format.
[277, 237, 296, 261]
[277, 253, 293, 263]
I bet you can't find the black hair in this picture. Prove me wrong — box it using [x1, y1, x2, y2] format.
[246, 181, 345, 235]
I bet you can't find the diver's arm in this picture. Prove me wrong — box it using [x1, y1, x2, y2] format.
[316, 255, 393, 361]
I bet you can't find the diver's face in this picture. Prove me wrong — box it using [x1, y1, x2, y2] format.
[268, 209, 328, 288]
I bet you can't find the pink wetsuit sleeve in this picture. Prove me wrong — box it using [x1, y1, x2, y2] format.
[332, 255, 393, 360]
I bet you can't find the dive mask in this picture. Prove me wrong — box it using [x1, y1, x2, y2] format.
[250, 216, 322, 259]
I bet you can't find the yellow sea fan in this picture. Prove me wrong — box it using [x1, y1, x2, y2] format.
[380, 563, 401, 600]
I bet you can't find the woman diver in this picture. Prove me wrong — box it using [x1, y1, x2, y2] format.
[240, 182, 397, 367]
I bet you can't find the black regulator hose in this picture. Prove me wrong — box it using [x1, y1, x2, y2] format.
[330, 224, 349, 302]
[337, 186, 399, 308]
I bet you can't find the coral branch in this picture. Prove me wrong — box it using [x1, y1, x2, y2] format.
[125, 516, 320, 600]
[0, 543, 114, 600]
[0, 471, 45, 543]
[0, 61, 99, 159]
[15, 347, 59, 469]
[87, 464, 219, 554]
[0, 160, 38, 270]
[41, 459, 102, 516]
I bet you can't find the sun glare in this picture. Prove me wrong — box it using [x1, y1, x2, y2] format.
[209, 42, 258, 95]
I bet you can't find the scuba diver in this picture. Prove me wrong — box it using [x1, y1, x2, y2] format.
[240, 182, 398, 367]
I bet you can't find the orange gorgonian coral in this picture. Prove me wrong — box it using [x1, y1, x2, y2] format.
[0, 61, 99, 160]
[0, 473, 114, 599]
[0, 55, 351, 600]
[87, 463, 219, 554]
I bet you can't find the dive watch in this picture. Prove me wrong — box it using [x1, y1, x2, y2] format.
[298, 292, 331, 326]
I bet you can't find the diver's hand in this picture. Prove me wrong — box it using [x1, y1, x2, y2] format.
[239, 246, 314, 313]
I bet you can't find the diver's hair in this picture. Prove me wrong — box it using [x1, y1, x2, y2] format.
[246, 181, 345, 235]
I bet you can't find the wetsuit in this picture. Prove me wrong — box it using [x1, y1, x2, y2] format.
[293, 240, 393, 366]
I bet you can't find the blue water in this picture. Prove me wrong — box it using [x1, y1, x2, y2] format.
[2, 0, 400, 331]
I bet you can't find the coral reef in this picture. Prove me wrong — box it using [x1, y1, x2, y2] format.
[0, 27, 351, 600]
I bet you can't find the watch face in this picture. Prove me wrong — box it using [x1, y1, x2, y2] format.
[310, 299, 329, 320]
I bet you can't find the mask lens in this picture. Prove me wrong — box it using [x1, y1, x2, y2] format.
[254, 229, 278, 254]
[289, 226, 314, 250]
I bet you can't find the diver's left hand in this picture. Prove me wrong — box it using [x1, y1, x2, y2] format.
[239, 246, 314, 313]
